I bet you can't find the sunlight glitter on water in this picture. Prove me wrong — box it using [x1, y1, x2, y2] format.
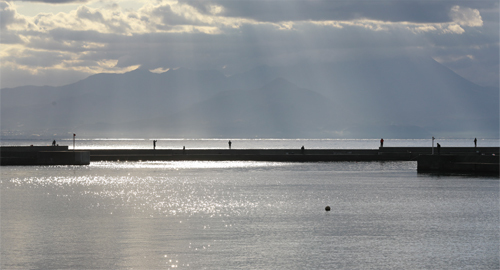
[91, 160, 292, 170]
[7, 161, 275, 218]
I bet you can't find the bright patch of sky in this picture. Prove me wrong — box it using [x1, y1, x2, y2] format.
[15, 1, 146, 16]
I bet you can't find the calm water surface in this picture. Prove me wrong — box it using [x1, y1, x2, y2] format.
[1, 139, 499, 269]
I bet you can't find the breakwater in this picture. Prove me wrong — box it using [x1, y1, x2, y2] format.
[85, 146, 498, 162]
[87, 148, 384, 162]
[1, 146, 90, 165]
[417, 154, 499, 174]
[2, 146, 498, 175]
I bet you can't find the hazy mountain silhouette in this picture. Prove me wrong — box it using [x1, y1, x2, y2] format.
[225, 56, 498, 138]
[235, 57, 498, 126]
[1, 56, 498, 139]
[1, 68, 231, 137]
[111, 78, 340, 138]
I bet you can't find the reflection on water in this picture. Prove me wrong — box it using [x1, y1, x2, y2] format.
[2, 161, 499, 269]
[96, 160, 289, 169]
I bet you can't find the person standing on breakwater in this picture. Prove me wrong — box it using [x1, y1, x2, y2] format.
[52, 140, 56, 146]
[380, 138, 384, 147]
[474, 138, 477, 147]
[153, 140, 157, 150]
[228, 140, 232, 149]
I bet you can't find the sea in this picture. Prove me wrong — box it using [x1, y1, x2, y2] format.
[1, 138, 499, 269]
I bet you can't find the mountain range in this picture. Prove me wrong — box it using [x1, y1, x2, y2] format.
[1, 56, 498, 139]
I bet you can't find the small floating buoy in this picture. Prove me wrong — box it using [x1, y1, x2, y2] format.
[325, 206, 331, 211]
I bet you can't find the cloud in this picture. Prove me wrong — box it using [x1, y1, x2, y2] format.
[7, 48, 70, 68]
[181, 0, 495, 24]
[75, 6, 132, 33]
[444, 24, 465, 34]
[449, 6, 483, 27]
[149, 67, 170, 73]
[1, 1, 26, 30]
[151, 3, 201, 26]
[76, 5, 104, 22]
[0, 0, 498, 88]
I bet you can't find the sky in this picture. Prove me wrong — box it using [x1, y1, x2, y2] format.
[1, 0, 499, 89]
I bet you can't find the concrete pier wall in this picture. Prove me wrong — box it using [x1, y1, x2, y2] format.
[1, 146, 90, 165]
[85, 147, 498, 162]
[379, 146, 498, 155]
[417, 154, 499, 174]
[2, 146, 498, 173]
[86, 149, 387, 162]
[37, 151, 91, 165]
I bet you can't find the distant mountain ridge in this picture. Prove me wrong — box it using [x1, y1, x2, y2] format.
[1, 56, 498, 139]
[113, 78, 340, 138]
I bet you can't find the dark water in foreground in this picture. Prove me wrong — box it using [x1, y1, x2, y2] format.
[1, 160, 498, 269]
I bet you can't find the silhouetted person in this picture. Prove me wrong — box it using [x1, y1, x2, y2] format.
[153, 140, 157, 150]
[228, 140, 232, 149]
[380, 138, 384, 148]
[474, 138, 477, 147]
[437, 143, 441, 155]
[52, 140, 56, 146]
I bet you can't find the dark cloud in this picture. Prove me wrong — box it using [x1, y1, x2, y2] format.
[1, 1, 26, 30]
[77, 6, 104, 22]
[0, 32, 24, 44]
[9, 49, 69, 67]
[84, 23, 429, 74]
[48, 28, 126, 43]
[74, 6, 132, 33]
[184, 0, 496, 23]
[152, 4, 202, 26]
